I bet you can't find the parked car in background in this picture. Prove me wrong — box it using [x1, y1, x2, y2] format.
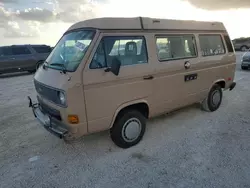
[232, 37, 250, 51]
[241, 52, 250, 70]
[0, 44, 52, 75]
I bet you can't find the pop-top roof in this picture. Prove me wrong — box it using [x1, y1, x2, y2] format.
[67, 17, 226, 32]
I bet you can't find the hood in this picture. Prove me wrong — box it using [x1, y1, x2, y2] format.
[34, 66, 72, 90]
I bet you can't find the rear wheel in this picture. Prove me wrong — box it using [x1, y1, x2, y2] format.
[201, 84, 223, 112]
[240, 46, 248, 52]
[241, 66, 247, 70]
[110, 110, 146, 148]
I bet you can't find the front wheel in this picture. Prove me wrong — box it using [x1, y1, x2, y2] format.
[240, 46, 248, 52]
[201, 84, 223, 112]
[110, 110, 146, 148]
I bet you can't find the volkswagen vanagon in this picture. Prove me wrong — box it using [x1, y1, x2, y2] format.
[28, 17, 236, 148]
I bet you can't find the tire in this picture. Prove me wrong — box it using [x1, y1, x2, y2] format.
[240, 46, 248, 52]
[201, 84, 223, 112]
[28, 70, 36, 74]
[110, 110, 146, 148]
[241, 66, 247, 70]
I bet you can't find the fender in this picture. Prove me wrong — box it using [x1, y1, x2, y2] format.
[209, 78, 226, 91]
[109, 99, 149, 129]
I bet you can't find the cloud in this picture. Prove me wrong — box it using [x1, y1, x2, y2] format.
[0, 0, 18, 3]
[4, 21, 37, 38]
[0, 6, 11, 28]
[56, 3, 97, 22]
[183, 0, 250, 10]
[8, 0, 100, 23]
[16, 7, 55, 22]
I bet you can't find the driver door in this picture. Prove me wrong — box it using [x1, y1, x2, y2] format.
[83, 33, 155, 133]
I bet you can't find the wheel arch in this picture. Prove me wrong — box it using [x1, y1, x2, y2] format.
[109, 100, 150, 129]
[210, 79, 226, 91]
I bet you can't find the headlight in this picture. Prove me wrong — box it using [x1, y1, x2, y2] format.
[58, 91, 66, 105]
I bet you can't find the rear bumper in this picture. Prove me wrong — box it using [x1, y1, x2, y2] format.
[229, 82, 236, 91]
[28, 96, 68, 139]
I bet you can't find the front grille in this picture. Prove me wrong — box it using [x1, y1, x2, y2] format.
[37, 96, 61, 121]
[34, 79, 60, 105]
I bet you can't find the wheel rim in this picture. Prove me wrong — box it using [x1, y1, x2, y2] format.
[121, 117, 142, 142]
[211, 90, 221, 107]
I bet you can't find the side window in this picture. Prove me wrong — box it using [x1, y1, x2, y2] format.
[156, 35, 196, 61]
[223, 35, 234, 53]
[12, 46, 31, 55]
[0, 47, 12, 56]
[0, 47, 3, 57]
[90, 36, 148, 69]
[33, 46, 52, 53]
[199, 35, 225, 56]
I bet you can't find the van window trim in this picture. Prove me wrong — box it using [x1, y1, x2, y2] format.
[198, 34, 226, 57]
[88, 35, 149, 70]
[155, 34, 198, 62]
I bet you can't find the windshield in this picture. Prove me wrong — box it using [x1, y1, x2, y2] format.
[46, 30, 95, 72]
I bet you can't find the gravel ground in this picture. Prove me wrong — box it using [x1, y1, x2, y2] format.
[0, 53, 250, 188]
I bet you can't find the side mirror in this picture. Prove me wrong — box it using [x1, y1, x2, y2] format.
[105, 58, 121, 76]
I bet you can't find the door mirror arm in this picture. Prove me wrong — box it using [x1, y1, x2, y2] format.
[104, 67, 111, 72]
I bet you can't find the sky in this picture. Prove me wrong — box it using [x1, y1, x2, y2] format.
[1, 0, 250, 46]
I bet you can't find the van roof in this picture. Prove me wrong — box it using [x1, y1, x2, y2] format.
[67, 17, 226, 32]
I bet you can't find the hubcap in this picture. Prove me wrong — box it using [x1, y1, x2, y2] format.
[211, 90, 221, 107]
[122, 118, 141, 142]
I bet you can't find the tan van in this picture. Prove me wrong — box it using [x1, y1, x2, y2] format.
[28, 17, 236, 148]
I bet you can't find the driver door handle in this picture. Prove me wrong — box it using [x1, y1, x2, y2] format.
[143, 75, 154, 80]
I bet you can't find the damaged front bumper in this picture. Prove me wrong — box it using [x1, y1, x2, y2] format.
[28, 96, 68, 139]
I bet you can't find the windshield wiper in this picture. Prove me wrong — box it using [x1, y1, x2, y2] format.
[50, 63, 67, 74]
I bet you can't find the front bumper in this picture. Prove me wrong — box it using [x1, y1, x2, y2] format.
[28, 96, 68, 139]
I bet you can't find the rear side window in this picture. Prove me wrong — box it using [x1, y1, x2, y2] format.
[199, 35, 225, 56]
[33, 46, 52, 53]
[156, 35, 197, 61]
[12, 46, 31, 55]
[90, 36, 148, 69]
[223, 35, 234, 52]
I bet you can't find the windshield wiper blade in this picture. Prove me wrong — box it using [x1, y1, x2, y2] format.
[50, 63, 67, 74]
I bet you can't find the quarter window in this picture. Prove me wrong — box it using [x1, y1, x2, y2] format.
[156, 35, 197, 61]
[90, 36, 148, 69]
[199, 35, 225, 56]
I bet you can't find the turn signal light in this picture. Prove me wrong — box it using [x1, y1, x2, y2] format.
[68, 115, 79, 124]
